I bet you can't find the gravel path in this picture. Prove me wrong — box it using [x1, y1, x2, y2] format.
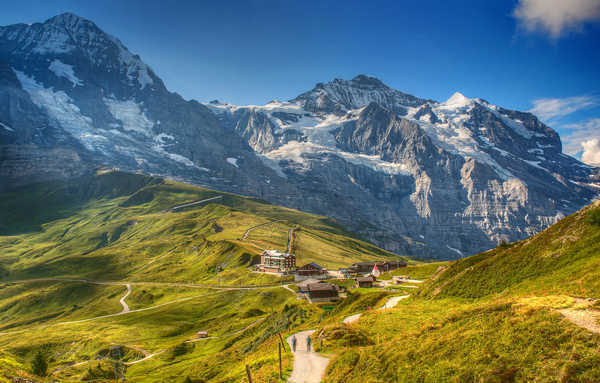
[559, 306, 600, 334]
[343, 295, 410, 324]
[286, 330, 329, 383]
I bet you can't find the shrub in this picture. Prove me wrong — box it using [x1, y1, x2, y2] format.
[586, 208, 600, 226]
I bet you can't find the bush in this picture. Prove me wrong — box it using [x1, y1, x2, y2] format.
[31, 350, 48, 376]
[586, 208, 600, 226]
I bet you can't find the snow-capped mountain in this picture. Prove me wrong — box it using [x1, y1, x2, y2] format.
[1, 13, 598, 259]
[206, 76, 599, 258]
[0, 13, 289, 197]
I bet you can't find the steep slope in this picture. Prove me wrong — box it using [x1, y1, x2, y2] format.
[208, 76, 599, 258]
[421, 200, 600, 299]
[310, 202, 600, 383]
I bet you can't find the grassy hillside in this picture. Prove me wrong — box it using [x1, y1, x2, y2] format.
[310, 201, 600, 383]
[420, 200, 600, 299]
[0, 170, 411, 382]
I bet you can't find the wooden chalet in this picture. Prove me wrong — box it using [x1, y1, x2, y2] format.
[297, 262, 325, 276]
[305, 282, 339, 302]
[349, 260, 406, 274]
[356, 275, 376, 288]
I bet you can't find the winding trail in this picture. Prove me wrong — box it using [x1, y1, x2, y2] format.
[286, 330, 329, 383]
[119, 284, 132, 313]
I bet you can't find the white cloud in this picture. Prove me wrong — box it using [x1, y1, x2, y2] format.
[581, 138, 600, 165]
[561, 118, 600, 166]
[513, 0, 600, 38]
[529, 96, 596, 121]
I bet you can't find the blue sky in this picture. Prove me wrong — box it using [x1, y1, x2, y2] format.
[2, 0, 600, 163]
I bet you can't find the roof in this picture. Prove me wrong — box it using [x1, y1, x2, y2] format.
[262, 250, 294, 259]
[297, 278, 322, 288]
[299, 262, 323, 270]
[306, 283, 337, 292]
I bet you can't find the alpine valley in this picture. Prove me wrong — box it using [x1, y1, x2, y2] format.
[1, 13, 599, 259]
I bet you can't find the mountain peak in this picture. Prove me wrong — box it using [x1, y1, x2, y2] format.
[44, 12, 98, 31]
[444, 92, 472, 108]
[350, 74, 386, 87]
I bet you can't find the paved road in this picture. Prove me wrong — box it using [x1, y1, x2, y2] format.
[287, 330, 329, 383]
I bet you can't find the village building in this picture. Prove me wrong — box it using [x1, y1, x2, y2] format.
[348, 260, 406, 274]
[256, 250, 296, 273]
[304, 282, 339, 302]
[297, 262, 326, 276]
[197, 331, 208, 338]
[356, 275, 377, 288]
[297, 278, 324, 293]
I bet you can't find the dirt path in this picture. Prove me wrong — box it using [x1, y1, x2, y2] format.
[119, 284, 132, 313]
[286, 228, 296, 253]
[286, 330, 329, 383]
[163, 196, 222, 213]
[558, 298, 600, 334]
[343, 295, 410, 324]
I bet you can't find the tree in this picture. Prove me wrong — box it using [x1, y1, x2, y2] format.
[31, 350, 48, 376]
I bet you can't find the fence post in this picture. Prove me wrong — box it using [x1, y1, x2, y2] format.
[279, 342, 282, 380]
[245, 365, 253, 383]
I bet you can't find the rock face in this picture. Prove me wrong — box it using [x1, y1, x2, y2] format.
[1, 13, 598, 259]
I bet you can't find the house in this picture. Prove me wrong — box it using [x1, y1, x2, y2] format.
[197, 331, 208, 338]
[257, 250, 296, 273]
[305, 282, 339, 302]
[297, 262, 325, 276]
[356, 275, 376, 288]
[296, 278, 323, 293]
[348, 260, 406, 274]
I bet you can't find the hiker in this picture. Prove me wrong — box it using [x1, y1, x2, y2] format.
[306, 335, 311, 352]
[292, 335, 297, 352]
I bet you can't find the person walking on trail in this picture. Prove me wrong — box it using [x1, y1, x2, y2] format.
[292, 335, 297, 352]
[306, 335, 312, 352]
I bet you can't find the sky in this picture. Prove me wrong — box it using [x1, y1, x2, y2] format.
[2, 0, 600, 164]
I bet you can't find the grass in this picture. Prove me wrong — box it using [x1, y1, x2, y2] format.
[0, 170, 410, 381]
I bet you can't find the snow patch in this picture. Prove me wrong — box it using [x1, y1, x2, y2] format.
[446, 245, 464, 257]
[48, 59, 82, 87]
[226, 157, 239, 168]
[0, 122, 14, 132]
[14, 69, 102, 151]
[104, 98, 154, 136]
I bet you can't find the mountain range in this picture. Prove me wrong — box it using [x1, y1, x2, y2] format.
[1, 12, 598, 259]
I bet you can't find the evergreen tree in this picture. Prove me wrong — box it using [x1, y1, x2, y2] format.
[31, 350, 48, 376]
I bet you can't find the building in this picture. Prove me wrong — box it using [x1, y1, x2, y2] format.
[197, 331, 208, 338]
[305, 282, 339, 302]
[257, 250, 296, 273]
[356, 275, 376, 288]
[297, 262, 325, 276]
[348, 260, 406, 274]
[297, 278, 323, 293]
